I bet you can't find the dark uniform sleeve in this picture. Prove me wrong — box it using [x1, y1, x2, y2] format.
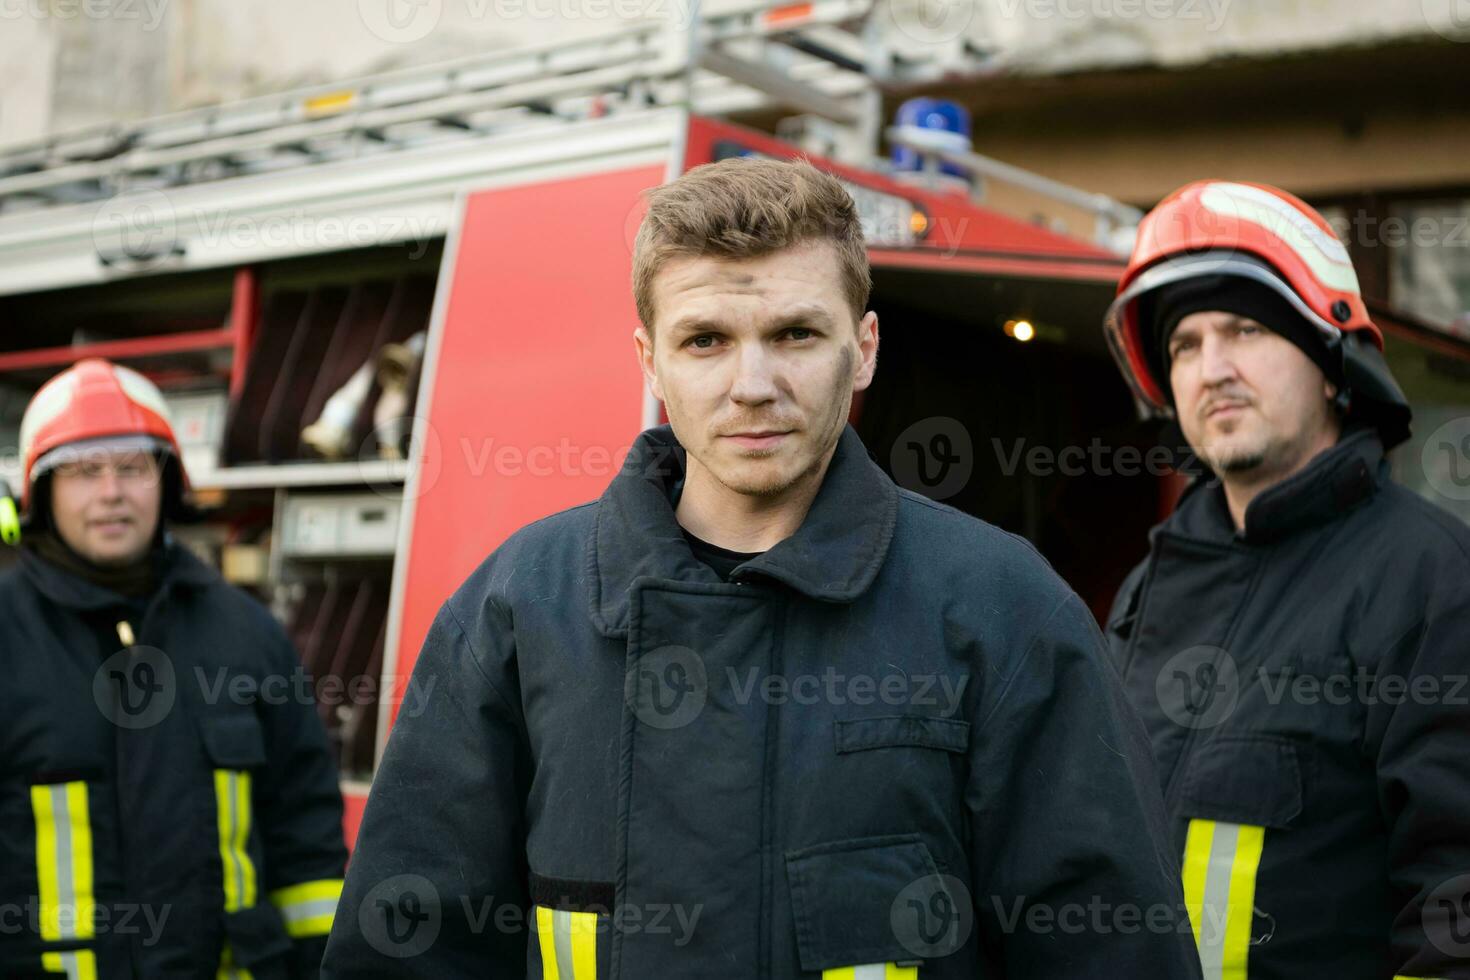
[1369, 571, 1470, 979]
[968, 592, 1202, 977]
[256, 621, 350, 978]
[322, 597, 531, 978]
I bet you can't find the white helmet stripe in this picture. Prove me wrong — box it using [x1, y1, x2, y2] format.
[18, 374, 77, 476]
[112, 363, 174, 424]
[1198, 182, 1360, 295]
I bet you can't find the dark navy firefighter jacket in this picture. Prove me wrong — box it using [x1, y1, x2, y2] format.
[325, 423, 1203, 978]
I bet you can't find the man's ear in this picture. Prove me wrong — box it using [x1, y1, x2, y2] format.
[852, 311, 879, 393]
[634, 325, 663, 402]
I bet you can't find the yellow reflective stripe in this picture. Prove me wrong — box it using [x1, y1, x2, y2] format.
[886, 966, 918, 980]
[536, 906, 560, 980]
[534, 905, 598, 979]
[217, 941, 255, 980]
[214, 770, 257, 912]
[31, 781, 95, 941]
[1220, 825, 1265, 980]
[821, 967, 916, 980]
[269, 878, 343, 938]
[41, 949, 97, 980]
[569, 909, 597, 979]
[1181, 818, 1266, 980]
[823, 969, 856, 980]
[1181, 818, 1214, 950]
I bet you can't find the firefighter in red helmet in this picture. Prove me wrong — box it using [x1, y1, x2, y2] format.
[0, 358, 347, 979]
[1102, 182, 1470, 978]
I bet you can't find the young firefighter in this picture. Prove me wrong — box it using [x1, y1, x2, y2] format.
[325, 157, 1202, 978]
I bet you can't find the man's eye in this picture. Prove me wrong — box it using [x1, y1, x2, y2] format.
[786, 327, 813, 341]
[689, 335, 717, 349]
[1170, 340, 1196, 357]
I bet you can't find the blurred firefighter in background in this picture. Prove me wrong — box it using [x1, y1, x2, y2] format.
[0, 358, 346, 979]
[1104, 181, 1470, 978]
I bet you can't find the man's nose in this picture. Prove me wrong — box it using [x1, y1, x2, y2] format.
[728, 342, 779, 404]
[1199, 333, 1239, 386]
[97, 468, 125, 499]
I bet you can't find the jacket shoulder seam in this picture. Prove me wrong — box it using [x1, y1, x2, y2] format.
[443, 595, 519, 717]
[975, 591, 1079, 730]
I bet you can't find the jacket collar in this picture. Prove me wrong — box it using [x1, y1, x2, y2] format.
[1164, 426, 1385, 546]
[587, 423, 899, 638]
[20, 533, 218, 613]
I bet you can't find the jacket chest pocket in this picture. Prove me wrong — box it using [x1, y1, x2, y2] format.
[199, 712, 293, 977]
[786, 835, 961, 978]
[831, 715, 970, 836]
[1177, 736, 1301, 975]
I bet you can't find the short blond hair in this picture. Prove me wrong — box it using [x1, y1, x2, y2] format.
[632, 157, 871, 337]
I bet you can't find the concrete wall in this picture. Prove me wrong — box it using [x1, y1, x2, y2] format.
[5, 0, 1467, 148]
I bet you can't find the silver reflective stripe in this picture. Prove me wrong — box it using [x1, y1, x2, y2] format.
[553, 908, 577, 979]
[48, 785, 78, 940]
[853, 966, 887, 980]
[1197, 821, 1240, 980]
[280, 896, 338, 927]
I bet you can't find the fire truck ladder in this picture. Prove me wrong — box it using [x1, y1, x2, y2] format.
[0, 0, 1137, 247]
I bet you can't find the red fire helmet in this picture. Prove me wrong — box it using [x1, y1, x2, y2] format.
[1104, 180, 1381, 414]
[17, 358, 188, 510]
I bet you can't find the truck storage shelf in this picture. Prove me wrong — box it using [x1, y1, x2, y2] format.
[193, 459, 409, 490]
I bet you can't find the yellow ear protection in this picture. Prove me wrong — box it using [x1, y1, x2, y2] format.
[0, 479, 19, 545]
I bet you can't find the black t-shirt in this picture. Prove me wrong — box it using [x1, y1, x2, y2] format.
[679, 526, 763, 581]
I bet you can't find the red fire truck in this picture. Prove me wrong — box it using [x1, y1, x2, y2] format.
[2, 1, 1462, 845]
